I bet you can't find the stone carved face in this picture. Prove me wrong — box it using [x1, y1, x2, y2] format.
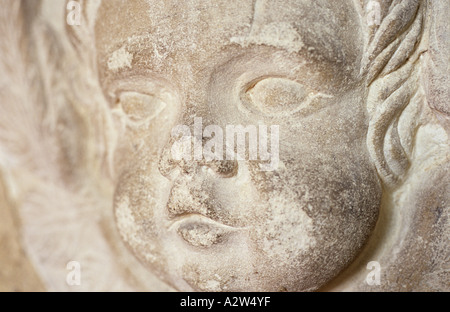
[95, 0, 381, 291]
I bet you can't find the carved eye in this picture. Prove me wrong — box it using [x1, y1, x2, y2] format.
[244, 77, 317, 116]
[118, 91, 166, 122]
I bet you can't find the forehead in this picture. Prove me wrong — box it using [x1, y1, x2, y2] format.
[94, 0, 362, 87]
[95, 0, 253, 61]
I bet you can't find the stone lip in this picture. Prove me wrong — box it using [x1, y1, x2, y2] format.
[168, 213, 245, 248]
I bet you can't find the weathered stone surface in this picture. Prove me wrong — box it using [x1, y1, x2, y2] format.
[0, 0, 448, 291]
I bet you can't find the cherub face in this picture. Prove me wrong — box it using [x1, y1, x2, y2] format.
[95, 0, 381, 291]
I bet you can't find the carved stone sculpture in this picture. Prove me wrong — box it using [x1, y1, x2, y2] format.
[0, 0, 448, 291]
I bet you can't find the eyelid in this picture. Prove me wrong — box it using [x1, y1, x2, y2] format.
[240, 76, 332, 117]
[107, 76, 178, 105]
[118, 91, 167, 121]
[106, 77, 179, 127]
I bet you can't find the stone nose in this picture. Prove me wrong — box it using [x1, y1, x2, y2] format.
[165, 176, 211, 218]
[158, 135, 238, 178]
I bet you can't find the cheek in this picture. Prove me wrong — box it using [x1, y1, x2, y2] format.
[245, 151, 381, 290]
[113, 163, 173, 272]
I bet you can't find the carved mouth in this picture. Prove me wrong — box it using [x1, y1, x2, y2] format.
[168, 214, 242, 248]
